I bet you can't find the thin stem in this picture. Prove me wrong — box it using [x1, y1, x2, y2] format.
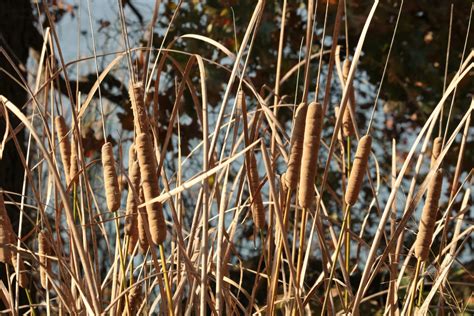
[159, 244, 174, 316]
[322, 204, 351, 315]
[408, 258, 422, 316]
[344, 136, 351, 308]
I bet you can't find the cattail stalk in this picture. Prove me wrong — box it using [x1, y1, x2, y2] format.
[284, 103, 308, 190]
[135, 133, 166, 245]
[102, 142, 121, 212]
[55, 116, 72, 184]
[298, 102, 323, 208]
[345, 135, 372, 206]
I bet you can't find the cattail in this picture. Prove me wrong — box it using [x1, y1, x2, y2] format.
[55, 116, 72, 184]
[137, 189, 149, 253]
[38, 230, 51, 289]
[128, 82, 150, 134]
[284, 103, 308, 190]
[0, 192, 12, 263]
[345, 135, 372, 206]
[102, 142, 121, 212]
[69, 134, 79, 185]
[125, 145, 139, 254]
[414, 168, 443, 261]
[430, 137, 443, 169]
[342, 59, 356, 138]
[135, 133, 166, 245]
[11, 255, 28, 288]
[298, 102, 323, 208]
[248, 151, 265, 229]
[123, 285, 142, 315]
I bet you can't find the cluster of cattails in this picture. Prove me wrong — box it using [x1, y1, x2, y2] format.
[298, 102, 323, 208]
[0, 191, 28, 288]
[129, 82, 166, 246]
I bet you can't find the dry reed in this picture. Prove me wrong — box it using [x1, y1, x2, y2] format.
[342, 59, 356, 138]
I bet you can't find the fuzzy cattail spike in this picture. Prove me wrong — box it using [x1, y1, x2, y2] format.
[125, 145, 140, 254]
[248, 151, 265, 229]
[342, 59, 356, 138]
[135, 133, 166, 245]
[345, 135, 372, 206]
[128, 82, 150, 134]
[102, 142, 121, 212]
[0, 192, 12, 263]
[431, 137, 443, 169]
[38, 230, 51, 289]
[414, 169, 443, 261]
[298, 102, 323, 208]
[284, 103, 308, 190]
[55, 116, 72, 184]
[69, 134, 79, 185]
[11, 255, 28, 288]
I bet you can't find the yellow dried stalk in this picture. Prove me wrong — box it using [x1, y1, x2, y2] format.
[136, 133, 166, 245]
[298, 102, 323, 208]
[102, 142, 121, 212]
[414, 169, 443, 261]
[345, 135, 372, 206]
[284, 102, 308, 190]
[55, 116, 72, 184]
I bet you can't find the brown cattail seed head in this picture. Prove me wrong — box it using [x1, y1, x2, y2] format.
[284, 103, 308, 190]
[11, 255, 28, 288]
[102, 142, 121, 212]
[0, 192, 13, 263]
[248, 151, 265, 229]
[345, 135, 372, 206]
[136, 133, 166, 245]
[342, 59, 356, 138]
[334, 106, 343, 143]
[55, 116, 72, 184]
[128, 82, 150, 134]
[38, 230, 51, 289]
[124, 285, 142, 315]
[69, 134, 79, 185]
[414, 168, 443, 261]
[137, 188, 149, 253]
[125, 146, 140, 254]
[298, 102, 323, 208]
[431, 137, 443, 169]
